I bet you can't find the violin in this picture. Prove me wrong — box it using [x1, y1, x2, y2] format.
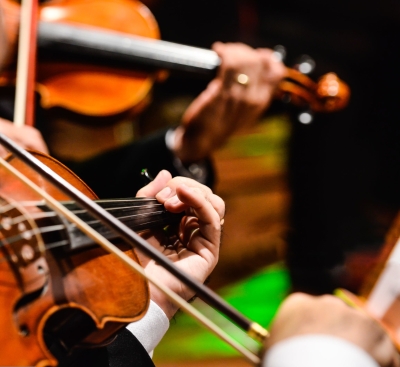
[335, 214, 400, 351]
[0, 0, 350, 119]
[0, 147, 185, 366]
[0, 134, 269, 366]
[0, 1, 268, 364]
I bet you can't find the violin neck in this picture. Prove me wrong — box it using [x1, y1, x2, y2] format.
[39, 198, 182, 253]
[37, 22, 220, 76]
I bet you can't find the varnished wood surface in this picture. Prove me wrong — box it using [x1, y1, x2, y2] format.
[0, 151, 149, 365]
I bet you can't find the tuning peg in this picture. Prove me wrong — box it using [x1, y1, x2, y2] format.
[298, 110, 314, 124]
[294, 55, 316, 75]
[272, 45, 287, 62]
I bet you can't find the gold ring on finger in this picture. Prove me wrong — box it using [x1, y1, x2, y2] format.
[236, 73, 250, 86]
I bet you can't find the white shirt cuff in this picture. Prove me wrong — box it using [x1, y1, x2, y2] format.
[165, 128, 208, 184]
[263, 334, 379, 367]
[125, 300, 170, 356]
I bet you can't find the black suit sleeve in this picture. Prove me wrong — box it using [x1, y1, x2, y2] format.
[55, 329, 155, 367]
[63, 128, 215, 199]
[106, 328, 156, 367]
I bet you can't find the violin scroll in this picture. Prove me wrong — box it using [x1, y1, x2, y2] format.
[277, 70, 350, 114]
[315, 72, 350, 112]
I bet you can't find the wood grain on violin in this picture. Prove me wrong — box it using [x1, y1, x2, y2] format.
[1, 0, 161, 117]
[0, 151, 180, 366]
[0, 0, 350, 118]
[0, 135, 269, 366]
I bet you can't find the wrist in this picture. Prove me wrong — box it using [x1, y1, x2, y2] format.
[169, 126, 210, 163]
[168, 126, 188, 162]
[149, 284, 179, 320]
[165, 127, 209, 184]
[125, 300, 170, 354]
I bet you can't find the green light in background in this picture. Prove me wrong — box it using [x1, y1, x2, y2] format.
[154, 263, 290, 363]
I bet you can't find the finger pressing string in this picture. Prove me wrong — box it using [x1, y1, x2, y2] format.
[174, 186, 222, 252]
[188, 227, 200, 243]
[180, 216, 199, 245]
[177, 185, 223, 222]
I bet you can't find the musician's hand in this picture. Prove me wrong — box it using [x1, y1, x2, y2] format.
[135, 170, 224, 319]
[172, 42, 286, 163]
[0, 118, 49, 158]
[263, 293, 399, 367]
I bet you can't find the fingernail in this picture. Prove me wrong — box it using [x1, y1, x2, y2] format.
[167, 195, 180, 205]
[158, 186, 172, 199]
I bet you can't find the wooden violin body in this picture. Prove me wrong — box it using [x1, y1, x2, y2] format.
[0, 0, 350, 119]
[0, 152, 153, 366]
[0, 0, 161, 117]
[38, 0, 161, 117]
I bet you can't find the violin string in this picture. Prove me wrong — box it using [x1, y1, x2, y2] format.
[0, 146, 266, 362]
[0, 200, 50, 212]
[0, 224, 66, 248]
[0, 199, 166, 215]
[0, 201, 170, 243]
[82, 210, 168, 226]
[0, 239, 70, 266]
[1, 209, 59, 225]
[1, 205, 167, 229]
[0, 200, 174, 267]
[0, 198, 163, 212]
[0, 212, 167, 249]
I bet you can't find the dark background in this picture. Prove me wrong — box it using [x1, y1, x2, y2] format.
[142, 0, 400, 294]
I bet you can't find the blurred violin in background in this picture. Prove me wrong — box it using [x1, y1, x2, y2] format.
[0, 0, 349, 116]
[0, 0, 351, 168]
[0, 0, 350, 122]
